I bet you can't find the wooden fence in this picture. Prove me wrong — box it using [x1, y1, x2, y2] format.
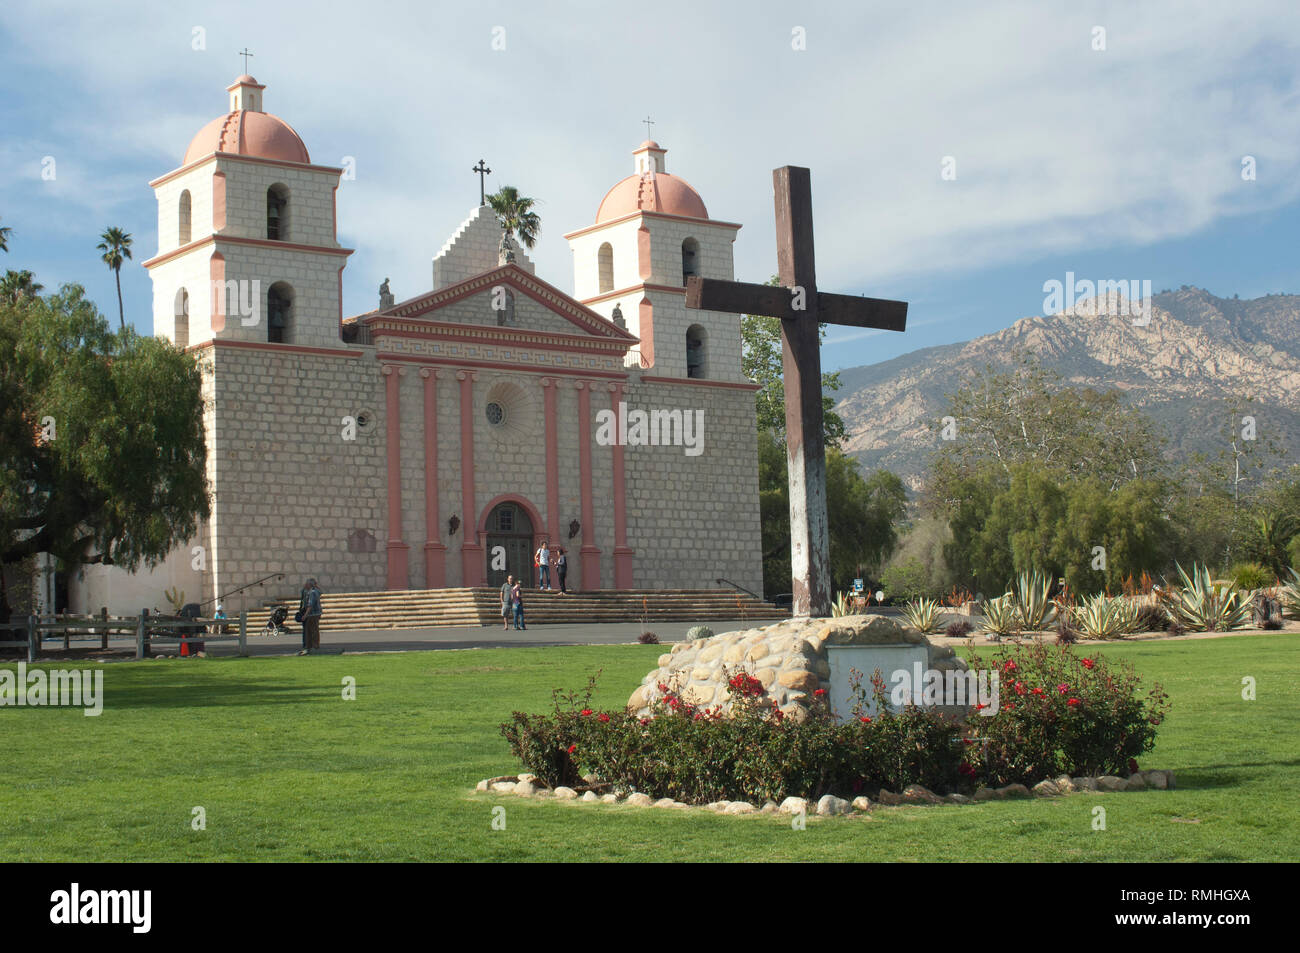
[0, 609, 250, 661]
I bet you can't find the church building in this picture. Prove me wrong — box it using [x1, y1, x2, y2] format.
[71, 74, 763, 613]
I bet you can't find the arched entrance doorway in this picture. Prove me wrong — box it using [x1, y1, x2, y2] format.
[485, 500, 535, 590]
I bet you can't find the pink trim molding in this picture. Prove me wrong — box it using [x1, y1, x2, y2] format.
[542, 378, 561, 546]
[458, 370, 485, 586]
[609, 383, 634, 589]
[576, 381, 601, 590]
[420, 368, 446, 589]
[383, 365, 409, 589]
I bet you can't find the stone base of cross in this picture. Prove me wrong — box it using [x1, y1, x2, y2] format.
[686, 166, 908, 618]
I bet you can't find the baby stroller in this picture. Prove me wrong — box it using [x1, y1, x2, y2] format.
[263, 605, 291, 637]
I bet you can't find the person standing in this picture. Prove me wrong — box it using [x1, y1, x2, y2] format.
[296, 580, 311, 654]
[500, 574, 514, 631]
[512, 579, 526, 630]
[555, 546, 568, 594]
[536, 538, 551, 591]
[302, 578, 323, 654]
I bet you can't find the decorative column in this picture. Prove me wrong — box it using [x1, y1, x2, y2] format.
[382, 364, 409, 589]
[609, 382, 635, 588]
[541, 378, 561, 546]
[457, 369, 485, 586]
[576, 381, 601, 590]
[420, 368, 446, 589]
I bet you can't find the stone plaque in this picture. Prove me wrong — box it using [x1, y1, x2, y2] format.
[825, 643, 929, 720]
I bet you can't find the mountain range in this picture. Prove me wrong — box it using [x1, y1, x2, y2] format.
[832, 288, 1300, 491]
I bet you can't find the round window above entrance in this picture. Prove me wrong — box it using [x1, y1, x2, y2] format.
[486, 401, 506, 426]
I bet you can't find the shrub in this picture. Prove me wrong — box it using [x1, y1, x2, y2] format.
[902, 597, 945, 633]
[964, 642, 1171, 786]
[1230, 561, 1275, 592]
[1164, 563, 1252, 632]
[500, 669, 964, 804]
[1134, 603, 1169, 632]
[1054, 613, 1080, 645]
[684, 625, 714, 641]
[945, 619, 974, 639]
[499, 651, 1172, 801]
[638, 632, 660, 644]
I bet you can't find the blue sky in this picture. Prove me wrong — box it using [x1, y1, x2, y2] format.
[1, 0, 1297, 370]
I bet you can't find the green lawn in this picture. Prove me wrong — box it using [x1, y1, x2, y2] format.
[1, 635, 1297, 861]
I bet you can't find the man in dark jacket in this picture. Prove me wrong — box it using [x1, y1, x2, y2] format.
[301, 578, 323, 654]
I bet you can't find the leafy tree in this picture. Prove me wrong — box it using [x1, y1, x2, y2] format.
[740, 277, 845, 448]
[0, 284, 209, 572]
[1, 270, 43, 303]
[925, 353, 1165, 512]
[940, 462, 1173, 596]
[486, 186, 541, 249]
[97, 226, 133, 330]
[0, 216, 11, 253]
[757, 430, 905, 597]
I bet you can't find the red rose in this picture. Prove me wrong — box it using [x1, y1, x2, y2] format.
[814, 688, 827, 697]
[1081, 658, 1095, 669]
[860, 716, 871, 723]
[580, 708, 593, 716]
[566, 744, 576, 754]
[1067, 698, 1080, 707]
[1057, 683, 1068, 694]
[597, 712, 610, 723]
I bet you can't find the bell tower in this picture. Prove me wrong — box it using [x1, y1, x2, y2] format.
[144, 74, 352, 349]
[564, 139, 744, 381]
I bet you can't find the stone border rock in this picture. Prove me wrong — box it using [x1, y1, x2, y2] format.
[474, 769, 1175, 815]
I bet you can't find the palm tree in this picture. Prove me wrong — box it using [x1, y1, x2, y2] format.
[0, 269, 43, 303]
[486, 186, 541, 250]
[97, 226, 133, 330]
[0, 216, 11, 253]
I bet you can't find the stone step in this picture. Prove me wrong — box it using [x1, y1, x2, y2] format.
[239, 586, 785, 632]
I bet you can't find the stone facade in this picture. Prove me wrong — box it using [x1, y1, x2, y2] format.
[67, 77, 764, 614]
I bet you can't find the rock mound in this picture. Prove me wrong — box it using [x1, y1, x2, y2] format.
[627, 614, 966, 721]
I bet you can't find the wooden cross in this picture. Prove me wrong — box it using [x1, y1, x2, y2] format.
[239, 48, 254, 73]
[472, 159, 492, 205]
[685, 166, 908, 618]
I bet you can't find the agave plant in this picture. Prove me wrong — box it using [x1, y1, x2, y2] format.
[1278, 569, 1300, 620]
[901, 597, 945, 633]
[1075, 594, 1135, 640]
[1011, 569, 1057, 631]
[831, 591, 852, 618]
[980, 593, 1019, 638]
[1164, 563, 1252, 632]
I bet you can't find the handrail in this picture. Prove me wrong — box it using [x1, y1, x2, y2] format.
[715, 577, 765, 602]
[201, 573, 286, 609]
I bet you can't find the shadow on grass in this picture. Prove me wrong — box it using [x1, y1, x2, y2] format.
[103, 679, 327, 710]
[1167, 758, 1300, 789]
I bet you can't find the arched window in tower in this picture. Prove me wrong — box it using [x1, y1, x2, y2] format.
[267, 282, 293, 343]
[174, 287, 189, 350]
[494, 288, 516, 327]
[266, 184, 290, 240]
[597, 242, 614, 293]
[178, 190, 192, 246]
[686, 324, 708, 379]
[681, 238, 700, 285]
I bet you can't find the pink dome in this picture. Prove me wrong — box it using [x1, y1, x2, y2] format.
[183, 110, 310, 166]
[596, 172, 708, 223]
